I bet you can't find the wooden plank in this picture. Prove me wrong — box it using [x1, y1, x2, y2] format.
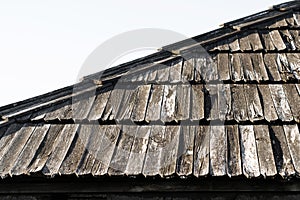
[280, 30, 296, 51]
[147, 68, 158, 83]
[250, 53, 269, 81]
[276, 53, 294, 81]
[88, 89, 111, 120]
[230, 53, 244, 82]
[231, 84, 248, 122]
[194, 56, 205, 82]
[11, 124, 50, 176]
[283, 124, 300, 175]
[270, 125, 295, 177]
[210, 125, 227, 176]
[161, 85, 177, 122]
[269, 30, 286, 51]
[115, 86, 138, 121]
[92, 125, 120, 175]
[42, 124, 79, 176]
[217, 53, 230, 81]
[226, 125, 242, 177]
[260, 30, 276, 51]
[176, 126, 195, 176]
[218, 84, 233, 121]
[239, 125, 260, 178]
[239, 34, 252, 51]
[175, 85, 190, 121]
[286, 53, 300, 80]
[143, 126, 165, 176]
[0, 124, 23, 167]
[247, 31, 263, 51]
[203, 55, 218, 82]
[131, 85, 151, 122]
[181, 58, 195, 82]
[72, 92, 96, 120]
[257, 85, 278, 122]
[44, 100, 72, 121]
[254, 125, 277, 177]
[228, 36, 240, 52]
[108, 125, 136, 175]
[204, 84, 218, 120]
[269, 84, 293, 121]
[28, 124, 65, 173]
[289, 30, 300, 50]
[239, 54, 255, 81]
[156, 65, 170, 83]
[169, 59, 183, 83]
[160, 126, 180, 177]
[243, 84, 263, 122]
[263, 54, 282, 81]
[125, 126, 151, 175]
[145, 85, 164, 122]
[59, 125, 94, 175]
[102, 88, 125, 121]
[193, 126, 210, 177]
[191, 84, 204, 121]
[0, 124, 36, 177]
[75, 125, 107, 175]
[283, 84, 300, 122]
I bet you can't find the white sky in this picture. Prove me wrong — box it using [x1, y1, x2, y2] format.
[0, 0, 286, 106]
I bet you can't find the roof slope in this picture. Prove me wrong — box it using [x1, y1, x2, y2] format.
[0, 1, 300, 180]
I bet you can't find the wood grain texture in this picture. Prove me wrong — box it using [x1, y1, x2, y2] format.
[270, 125, 295, 178]
[264, 54, 281, 81]
[102, 88, 125, 121]
[217, 53, 230, 81]
[218, 84, 233, 121]
[131, 85, 151, 122]
[76, 125, 107, 175]
[0, 124, 36, 177]
[181, 58, 194, 82]
[42, 124, 79, 176]
[231, 84, 248, 122]
[156, 66, 170, 83]
[169, 59, 183, 83]
[59, 125, 93, 175]
[205, 84, 218, 120]
[286, 53, 300, 80]
[28, 125, 65, 173]
[92, 125, 120, 175]
[228, 36, 240, 51]
[240, 54, 255, 81]
[227, 125, 242, 177]
[239, 34, 252, 51]
[248, 31, 263, 51]
[283, 124, 300, 175]
[257, 85, 278, 121]
[254, 125, 277, 177]
[108, 125, 136, 175]
[239, 125, 260, 178]
[210, 125, 227, 176]
[72, 93, 95, 120]
[269, 84, 293, 121]
[88, 90, 111, 120]
[143, 126, 166, 176]
[191, 84, 204, 121]
[145, 85, 164, 122]
[160, 126, 180, 176]
[269, 30, 286, 51]
[175, 85, 190, 121]
[250, 53, 269, 81]
[230, 53, 244, 81]
[11, 124, 50, 176]
[283, 84, 300, 122]
[125, 126, 151, 175]
[243, 84, 263, 122]
[193, 126, 210, 177]
[115, 86, 138, 121]
[176, 126, 195, 176]
[161, 85, 177, 122]
[260, 30, 276, 51]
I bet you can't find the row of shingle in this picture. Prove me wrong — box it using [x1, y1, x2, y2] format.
[0, 123, 299, 178]
[208, 29, 300, 52]
[29, 83, 300, 123]
[119, 53, 300, 83]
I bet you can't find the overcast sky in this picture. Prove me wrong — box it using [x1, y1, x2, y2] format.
[0, 0, 286, 106]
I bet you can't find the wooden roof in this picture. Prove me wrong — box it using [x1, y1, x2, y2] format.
[0, 1, 300, 180]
